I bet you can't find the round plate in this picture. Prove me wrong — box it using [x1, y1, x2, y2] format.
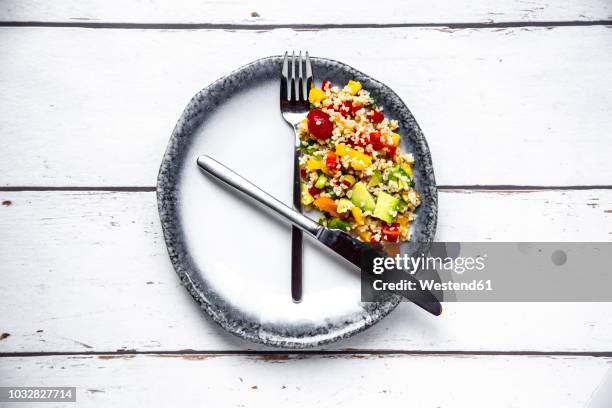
[157, 56, 437, 348]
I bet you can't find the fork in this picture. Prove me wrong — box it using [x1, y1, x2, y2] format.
[281, 51, 313, 303]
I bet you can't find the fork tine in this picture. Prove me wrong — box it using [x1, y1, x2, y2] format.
[305, 51, 313, 100]
[281, 51, 289, 101]
[290, 51, 296, 102]
[298, 51, 304, 102]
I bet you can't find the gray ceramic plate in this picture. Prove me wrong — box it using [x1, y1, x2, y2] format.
[157, 56, 437, 348]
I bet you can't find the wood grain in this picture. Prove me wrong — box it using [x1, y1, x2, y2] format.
[0, 26, 611, 187]
[2, 1, 611, 402]
[0, 190, 610, 353]
[1, 353, 610, 406]
[1, 0, 610, 25]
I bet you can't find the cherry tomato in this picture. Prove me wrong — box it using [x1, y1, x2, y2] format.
[321, 80, 331, 90]
[308, 186, 321, 196]
[370, 236, 380, 243]
[385, 145, 397, 157]
[371, 110, 385, 123]
[307, 109, 333, 140]
[359, 133, 371, 146]
[325, 101, 351, 117]
[382, 223, 400, 242]
[338, 102, 352, 117]
[369, 132, 384, 151]
[325, 151, 338, 170]
[350, 103, 363, 116]
[350, 132, 369, 147]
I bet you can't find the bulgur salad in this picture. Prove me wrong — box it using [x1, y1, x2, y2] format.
[299, 79, 421, 243]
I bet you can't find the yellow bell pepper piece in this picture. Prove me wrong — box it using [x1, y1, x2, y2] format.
[396, 215, 410, 240]
[357, 229, 372, 242]
[320, 163, 334, 176]
[401, 163, 413, 178]
[347, 80, 362, 95]
[306, 157, 323, 171]
[335, 143, 349, 156]
[351, 207, 365, 225]
[308, 88, 325, 104]
[301, 184, 314, 206]
[396, 214, 409, 228]
[390, 132, 400, 146]
[335, 144, 372, 171]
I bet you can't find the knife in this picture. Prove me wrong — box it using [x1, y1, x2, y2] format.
[196, 154, 442, 316]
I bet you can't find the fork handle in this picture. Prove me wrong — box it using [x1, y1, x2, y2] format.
[291, 228, 303, 301]
[291, 145, 304, 302]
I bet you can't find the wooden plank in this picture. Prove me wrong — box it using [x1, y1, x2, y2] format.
[1, 0, 610, 24]
[1, 353, 610, 406]
[0, 26, 611, 187]
[0, 190, 611, 353]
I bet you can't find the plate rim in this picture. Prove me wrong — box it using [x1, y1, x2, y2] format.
[157, 55, 438, 348]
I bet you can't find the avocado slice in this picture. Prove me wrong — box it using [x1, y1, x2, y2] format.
[367, 170, 383, 188]
[389, 165, 414, 188]
[397, 199, 409, 213]
[336, 198, 353, 214]
[373, 192, 400, 223]
[388, 165, 405, 181]
[315, 174, 328, 189]
[350, 182, 376, 212]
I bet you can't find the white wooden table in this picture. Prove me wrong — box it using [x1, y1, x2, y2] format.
[1, 1, 612, 406]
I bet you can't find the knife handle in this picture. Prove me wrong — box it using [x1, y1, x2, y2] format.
[197, 155, 321, 237]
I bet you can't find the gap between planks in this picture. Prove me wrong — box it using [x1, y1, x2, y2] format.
[1, 186, 612, 192]
[0, 20, 610, 30]
[2, 350, 612, 359]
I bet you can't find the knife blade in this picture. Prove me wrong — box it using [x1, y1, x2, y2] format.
[196, 154, 442, 316]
